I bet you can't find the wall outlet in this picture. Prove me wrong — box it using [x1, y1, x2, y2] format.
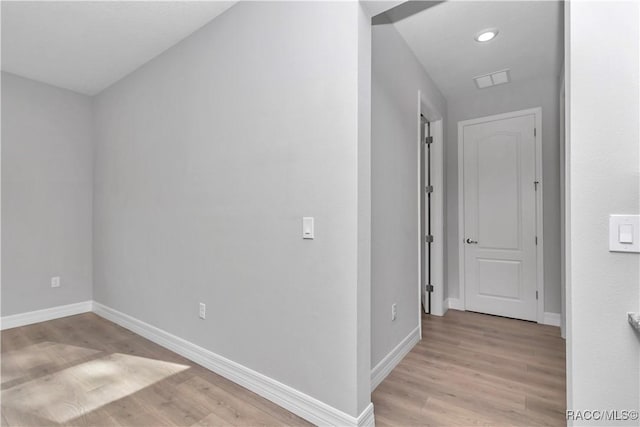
[391, 303, 397, 321]
[51, 276, 61, 288]
[199, 303, 206, 319]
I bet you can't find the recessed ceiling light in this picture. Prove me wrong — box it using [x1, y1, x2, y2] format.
[475, 29, 499, 43]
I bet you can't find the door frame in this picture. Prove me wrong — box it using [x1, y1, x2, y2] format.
[559, 72, 566, 338]
[417, 91, 445, 324]
[457, 107, 544, 324]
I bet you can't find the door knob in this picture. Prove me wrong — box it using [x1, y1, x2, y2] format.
[466, 238, 478, 244]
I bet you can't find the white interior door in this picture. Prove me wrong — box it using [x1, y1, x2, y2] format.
[462, 114, 538, 321]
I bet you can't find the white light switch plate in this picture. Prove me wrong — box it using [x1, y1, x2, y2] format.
[609, 215, 640, 253]
[302, 217, 314, 239]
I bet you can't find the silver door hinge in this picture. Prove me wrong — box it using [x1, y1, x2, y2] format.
[534, 181, 539, 191]
[426, 284, 434, 292]
[535, 236, 538, 245]
[534, 128, 537, 137]
[425, 136, 433, 144]
[425, 185, 434, 193]
[536, 291, 539, 300]
[425, 235, 434, 243]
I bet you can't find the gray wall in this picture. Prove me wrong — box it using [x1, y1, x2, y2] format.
[446, 75, 562, 314]
[567, 1, 639, 420]
[93, 2, 369, 417]
[356, 2, 373, 413]
[1, 72, 93, 315]
[371, 23, 446, 368]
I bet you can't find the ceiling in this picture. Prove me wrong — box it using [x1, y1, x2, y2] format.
[391, 1, 563, 99]
[1, 1, 236, 95]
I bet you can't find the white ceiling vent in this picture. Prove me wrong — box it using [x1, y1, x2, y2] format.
[473, 69, 511, 89]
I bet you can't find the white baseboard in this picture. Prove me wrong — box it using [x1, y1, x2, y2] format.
[444, 300, 561, 328]
[543, 312, 561, 327]
[446, 298, 465, 311]
[1, 300, 93, 330]
[370, 325, 420, 391]
[92, 302, 373, 427]
[357, 403, 375, 427]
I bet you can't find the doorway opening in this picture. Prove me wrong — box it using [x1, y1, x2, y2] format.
[418, 95, 444, 321]
[420, 114, 433, 314]
[370, 0, 567, 424]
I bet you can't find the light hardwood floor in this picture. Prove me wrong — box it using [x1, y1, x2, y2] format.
[1, 313, 311, 427]
[2, 310, 565, 426]
[372, 310, 566, 427]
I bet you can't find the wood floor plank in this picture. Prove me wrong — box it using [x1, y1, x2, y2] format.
[1, 313, 310, 427]
[187, 365, 311, 427]
[372, 310, 566, 426]
[2, 310, 565, 427]
[175, 376, 282, 427]
[192, 411, 238, 427]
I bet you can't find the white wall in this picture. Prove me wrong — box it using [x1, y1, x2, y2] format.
[446, 75, 562, 314]
[93, 2, 370, 418]
[371, 22, 446, 368]
[356, 2, 373, 413]
[566, 1, 639, 422]
[1, 72, 93, 315]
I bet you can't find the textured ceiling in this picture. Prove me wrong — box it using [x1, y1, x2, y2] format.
[1, 1, 236, 95]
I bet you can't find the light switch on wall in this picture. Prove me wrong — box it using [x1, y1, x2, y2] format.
[302, 217, 314, 239]
[619, 224, 634, 244]
[609, 215, 640, 253]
